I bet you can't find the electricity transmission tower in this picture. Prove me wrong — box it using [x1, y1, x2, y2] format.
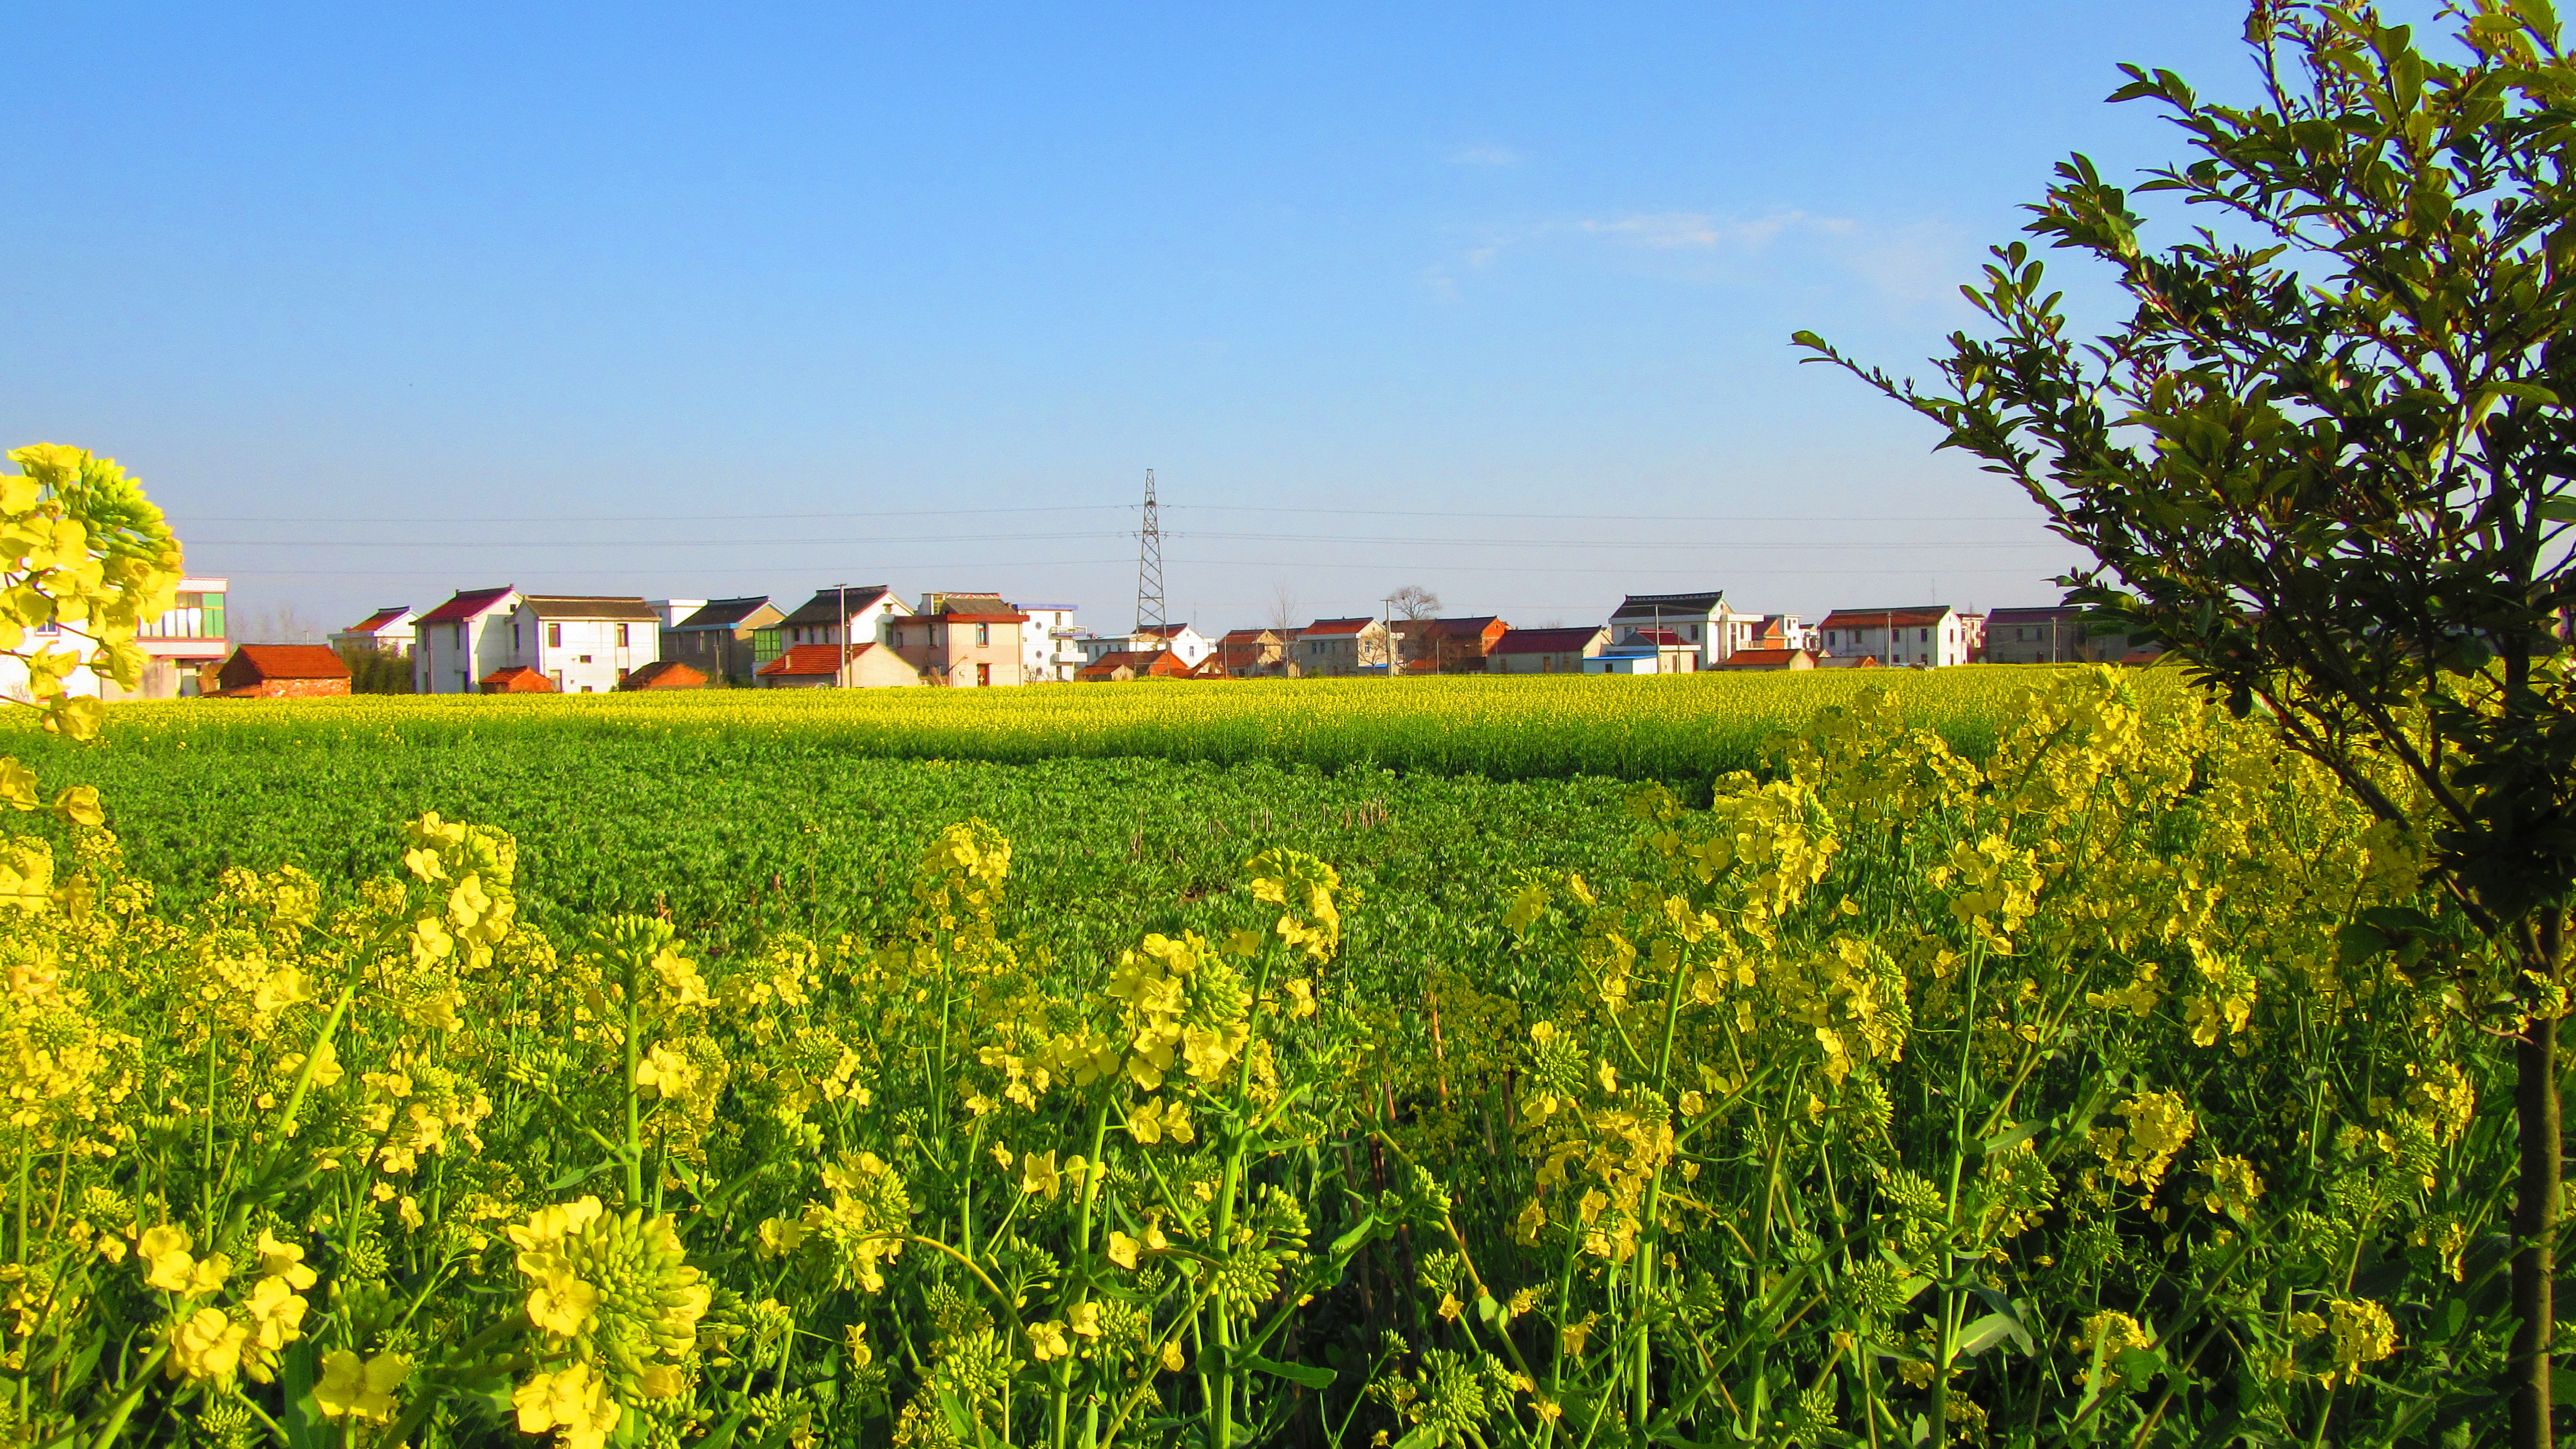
[1134, 468, 1166, 633]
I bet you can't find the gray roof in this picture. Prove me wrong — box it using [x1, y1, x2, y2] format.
[671, 596, 777, 631]
[519, 595, 663, 622]
[1609, 590, 1726, 618]
[779, 586, 896, 628]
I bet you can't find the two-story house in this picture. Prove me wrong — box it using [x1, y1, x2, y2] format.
[891, 593, 1027, 686]
[1985, 605, 2084, 663]
[1290, 618, 1390, 677]
[1816, 605, 1973, 667]
[499, 596, 661, 693]
[1014, 603, 1086, 682]
[664, 596, 786, 685]
[330, 606, 418, 660]
[413, 586, 521, 695]
[1216, 628, 1286, 677]
[774, 585, 915, 658]
[1132, 623, 1215, 670]
[1607, 591, 1766, 670]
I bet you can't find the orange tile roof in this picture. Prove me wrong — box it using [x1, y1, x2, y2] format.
[480, 665, 556, 692]
[342, 607, 412, 636]
[620, 660, 707, 690]
[1299, 617, 1376, 636]
[1713, 648, 1812, 669]
[226, 645, 350, 681]
[758, 643, 870, 677]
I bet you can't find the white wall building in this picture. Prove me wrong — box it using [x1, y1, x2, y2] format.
[0, 573, 231, 702]
[1014, 603, 1085, 682]
[331, 606, 418, 660]
[501, 596, 662, 693]
[1606, 591, 1765, 670]
[1133, 623, 1215, 671]
[777, 585, 914, 654]
[413, 586, 522, 694]
[1815, 605, 1973, 667]
[650, 599, 708, 630]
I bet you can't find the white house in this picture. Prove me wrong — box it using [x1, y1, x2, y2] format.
[412, 586, 521, 695]
[776, 585, 915, 654]
[650, 599, 708, 630]
[1013, 602, 1085, 682]
[1816, 605, 1973, 667]
[501, 596, 662, 693]
[0, 572, 231, 702]
[332, 606, 418, 660]
[1132, 623, 1215, 671]
[1607, 591, 1766, 670]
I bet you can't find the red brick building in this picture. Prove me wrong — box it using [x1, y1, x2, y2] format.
[215, 645, 351, 699]
[480, 665, 557, 694]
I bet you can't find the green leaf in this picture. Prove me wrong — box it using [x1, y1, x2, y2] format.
[2541, 496, 2576, 523]
[1475, 1293, 1500, 1323]
[1957, 1310, 2034, 1358]
[1235, 1352, 1337, 1390]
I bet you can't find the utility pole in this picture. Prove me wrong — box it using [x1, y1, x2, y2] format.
[836, 582, 850, 687]
[1135, 469, 1166, 635]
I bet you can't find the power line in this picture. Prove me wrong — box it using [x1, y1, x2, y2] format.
[184, 531, 1138, 548]
[173, 504, 1137, 524]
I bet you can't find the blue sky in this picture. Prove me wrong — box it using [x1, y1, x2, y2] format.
[6, 1, 2277, 635]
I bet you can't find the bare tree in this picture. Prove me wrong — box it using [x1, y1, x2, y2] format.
[1266, 580, 1301, 633]
[236, 600, 321, 644]
[1387, 584, 1441, 620]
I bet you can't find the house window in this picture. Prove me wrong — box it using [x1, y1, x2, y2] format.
[976, 623, 989, 646]
[1919, 628, 1930, 642]
[513, 623, 522, 651]
[617, 623, 631, 648]
[548, 623, 563, 648]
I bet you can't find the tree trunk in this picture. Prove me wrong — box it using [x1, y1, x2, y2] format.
[2512, 1011, 2560, 1449]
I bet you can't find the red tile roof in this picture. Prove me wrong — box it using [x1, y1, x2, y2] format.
[343, 607, 412, 636]
[1218, 628, 1280, 644]
[419, 586, 518, 625]
[619, 660, 707, 690]
[223, 645, 350, 681]
[1134, 623, 1194, 638]
[757, 643, 872, 678]
[1424, 615, 1505, 638]
[1299, 617, 1376, 637]
[1629, 628, 1687, 646]
[1818, 607, 1954, 631]
[1076, 648, 1185, 680]
[480, 665, 556, 692]
[1491, 627, 1607, 655]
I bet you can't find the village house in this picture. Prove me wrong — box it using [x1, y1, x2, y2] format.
[214, 644, 350, 698]
[0, 576, 233, 703]
[756, 642, 920, 689]
[1075, 648, 1190, 682]
[889, 593, 1028, 686]
[1290, 617, 1391, 677]
[1393, 616, 1509, 673]
[775, 585, 914, 657]
[1215, 628, 1287, 678]
[500, 596, 662, 693]
[1983, 605, 2088, 664]
[1816, 605, 1974, 667]
[1131, 623, 1215, 671]
[1488, 626, 1609, 674]
[329, 607, 417, 660]
[412, 586, 521, 695]
[663, 596, 785, 685]
[1607, 591, 1767, 670]
[1014, 603, 1086, 682]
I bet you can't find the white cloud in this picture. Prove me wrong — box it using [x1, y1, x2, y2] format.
[1576, 209, 1854, 251]
[1446, 144, 1522, 167]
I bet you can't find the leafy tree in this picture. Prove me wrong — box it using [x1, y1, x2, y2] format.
[1797, 2, 2576, 1440]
